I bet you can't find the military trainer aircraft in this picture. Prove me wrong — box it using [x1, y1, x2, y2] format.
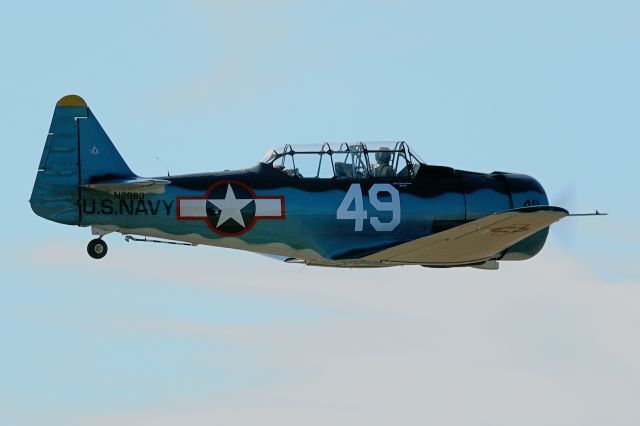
[30, 95, 604, 269]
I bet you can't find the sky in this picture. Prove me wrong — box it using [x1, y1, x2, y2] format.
[1, 1, 639, 425]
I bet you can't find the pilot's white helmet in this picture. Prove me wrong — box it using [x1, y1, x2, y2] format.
[375, 148, 391, 164]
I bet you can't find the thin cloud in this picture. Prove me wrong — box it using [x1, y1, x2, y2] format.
[9, 242, 640, 426]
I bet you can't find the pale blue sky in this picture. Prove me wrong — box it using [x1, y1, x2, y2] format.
[1, 1, 638, 425]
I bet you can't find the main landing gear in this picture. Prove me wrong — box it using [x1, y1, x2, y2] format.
[87, 238, 108, 259]
[86, 231, 195, 259]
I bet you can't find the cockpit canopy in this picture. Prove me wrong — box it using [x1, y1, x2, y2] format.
[260, 141, 425, 179]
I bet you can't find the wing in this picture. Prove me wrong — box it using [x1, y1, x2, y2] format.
[363, 206, 568, 266]
[82, 177, 171, 194]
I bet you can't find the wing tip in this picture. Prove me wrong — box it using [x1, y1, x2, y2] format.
[56, 94, 87, 107]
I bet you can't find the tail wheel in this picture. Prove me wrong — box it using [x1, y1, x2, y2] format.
[87, 238, 108, 259]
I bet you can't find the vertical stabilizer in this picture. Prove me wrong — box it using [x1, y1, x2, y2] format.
[30, 95, 136, 225]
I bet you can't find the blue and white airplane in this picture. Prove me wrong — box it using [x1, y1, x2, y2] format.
[30, 95, 603, 269]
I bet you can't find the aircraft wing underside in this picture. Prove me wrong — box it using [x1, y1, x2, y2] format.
[360, 206, 568, 267]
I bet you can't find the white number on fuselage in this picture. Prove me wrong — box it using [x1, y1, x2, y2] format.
[336, 183, 401, 231]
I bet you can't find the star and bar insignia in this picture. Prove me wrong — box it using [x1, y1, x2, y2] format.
[177, 181, 285, 236]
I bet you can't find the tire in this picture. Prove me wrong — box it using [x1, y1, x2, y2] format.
[87, 238, 108, 259]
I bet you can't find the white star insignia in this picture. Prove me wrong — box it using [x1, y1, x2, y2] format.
[208, 184, 252, 228]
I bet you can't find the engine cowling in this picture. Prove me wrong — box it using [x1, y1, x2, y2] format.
[459, 171, 550, 261]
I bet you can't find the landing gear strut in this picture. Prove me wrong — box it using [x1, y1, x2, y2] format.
[87, 238, 108, 259]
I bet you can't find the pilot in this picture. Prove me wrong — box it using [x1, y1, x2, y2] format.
[373, 148, 396, 177]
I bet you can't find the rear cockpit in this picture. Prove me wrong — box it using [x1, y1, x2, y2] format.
[260, 141, 425, 179]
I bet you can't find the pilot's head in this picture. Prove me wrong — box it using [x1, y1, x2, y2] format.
[375, 148, 391, 165]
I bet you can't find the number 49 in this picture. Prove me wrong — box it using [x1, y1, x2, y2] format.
[337, 183, 401, 232]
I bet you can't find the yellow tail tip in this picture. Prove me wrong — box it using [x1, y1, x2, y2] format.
[56, 94, 87, 107]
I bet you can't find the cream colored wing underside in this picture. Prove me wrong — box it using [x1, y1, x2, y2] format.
[363, 206, 568, 266]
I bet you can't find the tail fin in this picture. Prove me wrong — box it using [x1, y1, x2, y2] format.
[30, 95, 136, 225]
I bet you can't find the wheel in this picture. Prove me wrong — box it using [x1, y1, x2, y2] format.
[87, 238, 108, 259]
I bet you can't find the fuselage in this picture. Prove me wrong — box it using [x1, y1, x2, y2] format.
[67, 163, 550, 265]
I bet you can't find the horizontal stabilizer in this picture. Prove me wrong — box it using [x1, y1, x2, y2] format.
[363, 206, 569, 266]
[82, 177, 171, 194]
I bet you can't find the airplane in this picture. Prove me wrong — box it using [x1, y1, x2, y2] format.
[30, 95, 605, 270]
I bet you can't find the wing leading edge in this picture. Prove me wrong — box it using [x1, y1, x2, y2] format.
[363, 206, 569, 266]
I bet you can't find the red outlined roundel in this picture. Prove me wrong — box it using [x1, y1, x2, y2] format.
[176, 180, 285, 236]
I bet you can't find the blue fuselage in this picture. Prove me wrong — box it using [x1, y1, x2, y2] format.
[58, 163, 549, 263]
